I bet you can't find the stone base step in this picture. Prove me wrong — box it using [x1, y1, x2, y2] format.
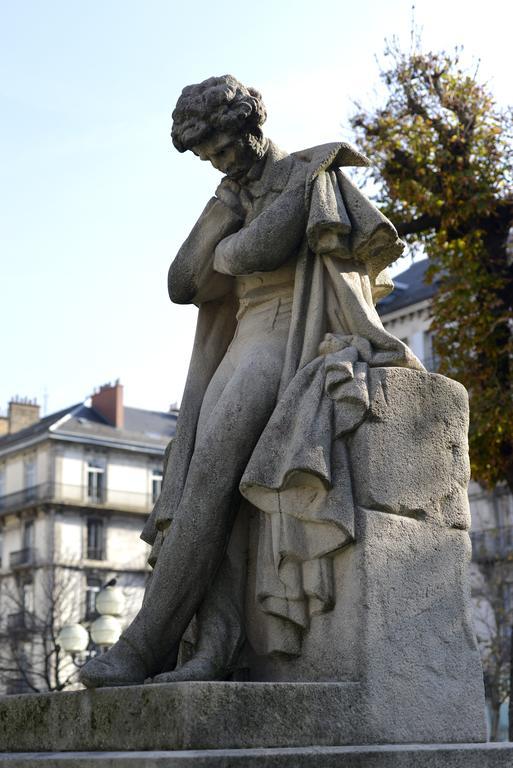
[0, 682, 365, 752]
[1, 744, 513, 768]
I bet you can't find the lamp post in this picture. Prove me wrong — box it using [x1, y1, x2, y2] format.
[57, 582, 124, 665]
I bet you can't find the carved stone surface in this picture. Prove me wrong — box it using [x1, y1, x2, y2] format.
[71, 74, 487, 746]
[245, 509, 485, 743]
[351, 368, 471, 526]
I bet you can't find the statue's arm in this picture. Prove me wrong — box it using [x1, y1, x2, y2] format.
[168, 197, 243, 305]
[213, 184, 306, 275]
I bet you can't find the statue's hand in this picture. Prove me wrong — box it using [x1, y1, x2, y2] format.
[215, 178, 244, 219]
[318, 333, 373, 362]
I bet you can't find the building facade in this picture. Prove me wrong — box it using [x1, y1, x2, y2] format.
[0, 382, 176, 693]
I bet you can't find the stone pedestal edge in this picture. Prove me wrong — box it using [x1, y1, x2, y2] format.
[0, 743, 512, 768]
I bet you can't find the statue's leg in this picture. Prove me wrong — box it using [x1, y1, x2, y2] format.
[149, 351, 251, 684]
[79, 331, 287, 687]
[150, 500, 249, 682]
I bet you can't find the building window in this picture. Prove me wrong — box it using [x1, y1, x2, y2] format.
[24, 458, 36, 501]
[85, 575, 102, 620]
[422, 332, 439, 372]
[6, 646, 32, 694]
[6, 678, 32, 695]
[0, 467, 5, 509]
[86, 517, 105, 560]
[423, 331, 433, 359]
[22, 520, 34, 551]
[22, 578, 34, 614]
[87, 463, 105, 503]
[151, 470, 163, 504]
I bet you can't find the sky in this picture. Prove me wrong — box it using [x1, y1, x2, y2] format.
[1, 0, 511, 416]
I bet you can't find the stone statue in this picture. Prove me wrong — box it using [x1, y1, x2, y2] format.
[79, 79, 486, 745]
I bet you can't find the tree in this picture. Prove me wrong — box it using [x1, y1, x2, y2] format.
[0, 566, 81, 693]
[350, 34, 513, 493]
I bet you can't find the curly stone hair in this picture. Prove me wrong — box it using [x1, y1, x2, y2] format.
[171, 75, 267, 153]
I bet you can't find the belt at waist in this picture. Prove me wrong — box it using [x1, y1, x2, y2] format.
[234, 264, 296, 299]
[236, 293, 293, 328]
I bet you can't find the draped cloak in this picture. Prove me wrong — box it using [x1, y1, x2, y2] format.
[141, 141, 425, 656]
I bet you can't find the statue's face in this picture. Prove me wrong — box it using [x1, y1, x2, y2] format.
[192, 132, 254, 179]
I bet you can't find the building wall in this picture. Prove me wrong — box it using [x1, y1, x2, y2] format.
[0, 444, 52, 497]
[55, 445, 83, 501]
[0, 439, 155, 571]
[36, 448, 50, 487]
[4, 456, 23, 495]
[381, 302, 432, 364]
[106, 516, 150, 570]
[55, 512, 83, 562]
[52, 443, 162, 511]
[0, 434, 156, 693]
[0, 517, 22, 571]
[0, 511, 49, 567]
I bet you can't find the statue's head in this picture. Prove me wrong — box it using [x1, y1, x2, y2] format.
[171, 75, 267, 179]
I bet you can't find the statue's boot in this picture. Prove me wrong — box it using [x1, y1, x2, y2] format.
[148, 528, 247, 683]
[149, 656, 222, 683]
[79, 584, 183, 688]
[79, 637, 151, 688]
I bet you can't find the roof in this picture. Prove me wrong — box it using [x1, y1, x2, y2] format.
[0, 404, 81, 450]
[0, 401, 177, 456]
[377, 259, 435, 316]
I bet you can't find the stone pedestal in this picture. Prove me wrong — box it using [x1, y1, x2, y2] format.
[242, 369, 487, 744]
[246, 510, 487, 744]
[0, 370, 490, 764]
[0, 683, 510, 766]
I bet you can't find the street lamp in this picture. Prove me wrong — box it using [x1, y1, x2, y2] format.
[57, 623, 89, 654]
[90, 614, 122, 649]
[57, 582, 124, 664]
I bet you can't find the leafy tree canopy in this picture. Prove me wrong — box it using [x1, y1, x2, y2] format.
[351, 36, 513, 490]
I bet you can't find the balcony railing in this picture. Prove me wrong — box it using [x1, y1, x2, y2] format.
[9, 547, 38, 569]
[0, 482, 157, 516]
[86, 547, 105, 561]
[470, 526, 513, 562]
[7, 611, 36, 633]
[6, 678, 33, 695]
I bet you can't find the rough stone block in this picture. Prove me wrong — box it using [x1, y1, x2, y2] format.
[246, 509, 487, 744]
[351, 368, 471, 529]
[0, 682, 362, 752]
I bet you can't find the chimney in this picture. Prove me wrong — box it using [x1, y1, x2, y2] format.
[0, 415, 8, 436]
[91, 380, 124, 428]
[7, 397, 40, 434]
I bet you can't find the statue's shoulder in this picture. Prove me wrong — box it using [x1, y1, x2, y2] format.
[292, 142, 370, 179]
[250, 141, 297, 195]
[254, 141, 369, 195]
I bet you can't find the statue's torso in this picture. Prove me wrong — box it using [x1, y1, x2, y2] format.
[229, 143, 306, 309]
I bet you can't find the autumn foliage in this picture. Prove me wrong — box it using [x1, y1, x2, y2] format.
[351, 38, 513, 491]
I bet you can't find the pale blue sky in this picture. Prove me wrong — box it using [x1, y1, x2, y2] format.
[1, 0, 511, 415]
